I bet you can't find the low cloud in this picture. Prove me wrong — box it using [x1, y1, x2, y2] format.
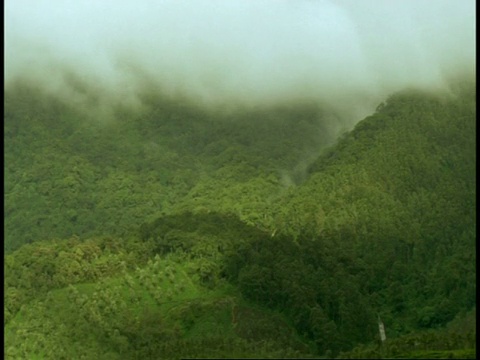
[5, 0, 475, 121]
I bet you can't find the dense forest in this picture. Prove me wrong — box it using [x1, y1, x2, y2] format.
[4, 79, 476, 359]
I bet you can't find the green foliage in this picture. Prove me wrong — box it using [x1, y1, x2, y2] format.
[340, 322, 476, 359]
[4, 235, 155, 327]
[3, 79, 476, 358]
[5, 83, 330, 252]
[4, 234, 313, 359]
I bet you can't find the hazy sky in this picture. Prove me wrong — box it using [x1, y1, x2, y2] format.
[5, 0, 476, 117]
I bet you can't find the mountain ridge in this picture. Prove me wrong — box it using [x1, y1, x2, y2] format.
[4, 79, 476, 358]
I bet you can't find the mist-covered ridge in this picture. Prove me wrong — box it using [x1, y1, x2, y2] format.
[4, 79, 476, 358]
[5, 0, 475, 121]
[4, 1, 476, 358]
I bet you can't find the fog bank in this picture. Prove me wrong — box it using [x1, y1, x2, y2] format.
[5, 0, 475, 120]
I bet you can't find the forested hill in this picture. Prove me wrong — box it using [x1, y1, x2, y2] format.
[269, 82, 476, 248]
[229, 82, 476, 353]
[4, 83, 337, 253]
[4, 80, 476, 359]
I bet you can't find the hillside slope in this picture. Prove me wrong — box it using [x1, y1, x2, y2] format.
[4, 83, 337, 253]
[4, 80, 476, 358]
[228, 82, 476, 353]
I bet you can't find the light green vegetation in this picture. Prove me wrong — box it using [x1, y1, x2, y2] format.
[5, 233, 312, 359]
[4, 79, 476, 358]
